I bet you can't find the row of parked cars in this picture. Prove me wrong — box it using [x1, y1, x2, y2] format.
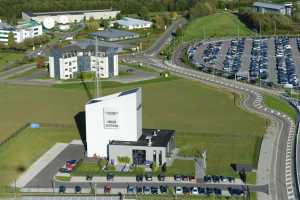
[275, 37, 299, 87]
[127, 185, 245, 197]
[204, 175, 235, 183]
[59, 160, 77, 173]
[249, 38, 269, 81]
[223, 39, 245, 73]
[136, 173, 195, 182]
[202, 42, 222, 65]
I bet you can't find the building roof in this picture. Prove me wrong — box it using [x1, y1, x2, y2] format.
[16, 20, 40, 29]
[110, 129, 175, 147]
[24, 9, 119, 17]
[91, 29, 139, 40]
[87, 88, 141, 105]
[0, 22, 15, 31]
[116, 17, 153, 27]
[253, 2, 285, 10]
[53, 40, 118, 55]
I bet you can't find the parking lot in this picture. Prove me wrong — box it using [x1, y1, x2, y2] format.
[188, 37, 300, 88]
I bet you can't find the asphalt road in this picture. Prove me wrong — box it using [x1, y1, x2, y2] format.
[145, 18, 187, 56]
[127, 51, 298, 200]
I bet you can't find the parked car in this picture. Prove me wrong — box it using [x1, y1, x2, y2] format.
[59, 185, 66, 193]
[191, 187, 198, 195]
[127, 186, 136, 194]
[151, 187, 159, 194]
[136, 186, 143, 194]
[104, 185, 111, 194]
[106, 173, 114, 181]
[175, 186, 183, 195]
[143, 186, 151, 195]
[74, 185, 81, 193]
[160, 185, 168, 193]
[158, 174, 165, 181]
[182, 187, 190, 194]
[198, 187, 205, 195]
[145, 172, 153, 181]
[136, 174, 143, 182]
[174, 175, 182, 181]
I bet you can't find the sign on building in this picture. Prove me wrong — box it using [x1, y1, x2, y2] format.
[103, 108, 119, 129]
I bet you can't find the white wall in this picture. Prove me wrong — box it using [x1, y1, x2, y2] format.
[85, 88, 142, 157]
[49, 57, 55, 78]
[113, 55, 119, 76]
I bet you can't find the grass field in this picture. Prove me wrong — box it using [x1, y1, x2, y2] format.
[264, 95, 297, 121]
[182, 12, 254, 42]
[0, 127, 79, 186]
[0, 77, 266, 186]
[0, 52, 24, 71]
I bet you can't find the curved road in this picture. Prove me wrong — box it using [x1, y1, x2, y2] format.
[128, 51, 297, 200]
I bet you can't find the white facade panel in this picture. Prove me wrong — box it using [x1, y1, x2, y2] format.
[85, 88, 142, 157]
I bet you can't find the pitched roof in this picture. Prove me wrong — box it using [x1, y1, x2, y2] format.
[253, 2, 285, 10]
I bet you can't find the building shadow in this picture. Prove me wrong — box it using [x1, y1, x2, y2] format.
[74, 111, 87, 150]
[79, 75, 93, 100]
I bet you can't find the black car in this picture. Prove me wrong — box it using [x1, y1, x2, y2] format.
[182, 187, 190, 194]
[158, 174, 165, 181]
[59, 185, 66, 193]
[214, 188, 222, 196]
[160, 185, 168, 193]
[106, 173, 114, 181]
[136, 174, 143, 182]
[86, 175, 93, 181]
[198, 187, 205, 194]
[136, 186, 143, 194]
[75, 185, 81, 193]
[151, 187, 159, 194]
[204, 175, 212, 182]
[206, 188, 213, 196]
[174, 174, 182, 181]
[145, 172, 153, 181]
[212, 175, 220, 183]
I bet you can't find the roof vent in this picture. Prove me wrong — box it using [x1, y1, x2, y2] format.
[146, 136, 152, 146]
[153, 130, 157, 137]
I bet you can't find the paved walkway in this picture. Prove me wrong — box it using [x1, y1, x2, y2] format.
[16, 143, 68, 188]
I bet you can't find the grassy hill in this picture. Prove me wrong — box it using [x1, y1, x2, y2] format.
[0, 77, 266, 186]
[182, 12, 254, 42]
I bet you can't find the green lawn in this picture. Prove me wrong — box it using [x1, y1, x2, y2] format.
[0, 77, 266, 187]
[0, 52, 24, 71]
[264, 95, 297, 121]
[0, 127, 79, 186]
[182, 12, 254, 42]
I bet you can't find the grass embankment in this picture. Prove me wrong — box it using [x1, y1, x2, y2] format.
[0, 52, 24, 71]
[0, 76, 266, 186]
[182, 12, 254, 42]
[0, 127, 79, 186]
[264, 95, 297, 121]
[72, 159, 195, 177]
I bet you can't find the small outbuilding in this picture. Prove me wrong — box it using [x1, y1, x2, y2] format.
[91, 29, 140, 41]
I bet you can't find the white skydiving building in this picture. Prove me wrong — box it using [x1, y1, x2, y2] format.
[85, 88, 142, 157]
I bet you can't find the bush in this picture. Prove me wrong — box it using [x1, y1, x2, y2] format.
[98, 159, 107, 170]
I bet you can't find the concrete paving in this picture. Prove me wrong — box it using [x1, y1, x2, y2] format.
[25, 144, 85, 188]
[16, 143, 69, 188]
[267, 38, 277, 83]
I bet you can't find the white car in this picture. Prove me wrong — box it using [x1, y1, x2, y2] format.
[191, 187, 198, 195]
[175, 186, 183, 195]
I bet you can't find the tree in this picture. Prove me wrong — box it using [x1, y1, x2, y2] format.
[161, 163, 167, 173]
[138, 6, 150, 19]
[36, 56, 45, 68]
[189, 1, 216, 19]
[0, 42, 5, 49]
[86, 18, 100, 31]
[154, 15, 165, 30]
[117, 156, 131, 164]
[7, 32, 15, 49]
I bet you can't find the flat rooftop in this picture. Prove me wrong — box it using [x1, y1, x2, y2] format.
[116, 17, 153, 26]
[253, 2, 286, 9]
[24, 9, 119, 17]
[110, 129, 175, 147]
[91, 29, 139, 39]
[0, 22, 15, 31]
